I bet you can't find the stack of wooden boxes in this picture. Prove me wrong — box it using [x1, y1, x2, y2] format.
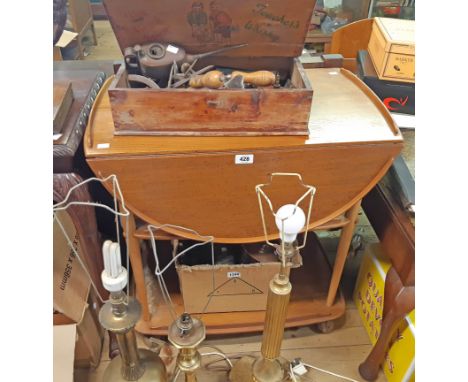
[357, 17, 415, 115]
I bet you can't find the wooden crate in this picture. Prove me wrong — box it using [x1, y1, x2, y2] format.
[109, 58, 312, 136]
[103, 0, 316, 136]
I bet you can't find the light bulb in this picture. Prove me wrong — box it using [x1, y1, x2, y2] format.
[275, 204, 306, 243]
[101, 240, 128, 292]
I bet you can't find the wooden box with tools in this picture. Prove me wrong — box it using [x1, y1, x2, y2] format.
[103, 0, 316, 136]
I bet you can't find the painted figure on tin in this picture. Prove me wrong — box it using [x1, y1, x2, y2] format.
[209, 0, 232, 43]
[187, 1, 235, 43]
[187, 2, 209, 42]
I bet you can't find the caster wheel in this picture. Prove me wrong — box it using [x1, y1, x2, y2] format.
[315, 320, 335, 333]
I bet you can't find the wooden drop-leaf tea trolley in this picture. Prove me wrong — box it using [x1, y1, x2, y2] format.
[85, 0, 403, 336]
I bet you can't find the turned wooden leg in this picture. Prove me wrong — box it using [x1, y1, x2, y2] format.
[359, 267, 415, 381]
[326, 200, 361, 306]
[126, 212, 151, 322]
[91, 21, 98, 46]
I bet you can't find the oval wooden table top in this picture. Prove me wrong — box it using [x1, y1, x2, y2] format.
[84, 67, 403, 242]
[84, 68, 402, 158]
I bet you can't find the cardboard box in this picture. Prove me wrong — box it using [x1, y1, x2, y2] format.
[54, 324, 76, 382]
[176, 248, 281, 313]
[353, 243, 415, 382]
[74, 302, 104, 368]
[53, 211, 104, 370]
[53, 210, 90, 323]
[54, 30, 78, 61]
[368, 17, 414, 83]
[357, 50, 414, 115]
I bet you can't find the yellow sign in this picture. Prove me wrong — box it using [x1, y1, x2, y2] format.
[354, 244, 415, 382]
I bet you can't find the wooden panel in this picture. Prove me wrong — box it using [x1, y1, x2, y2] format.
[91, 2, 108, 20]
[329, 18, 374, 59]
[69, 0, 93, 33]
[53, 46, 63, 61]
[88, 142, 400, 242]
[113, 65, 128, 87]
[103, 0, 316, 57]
[53, 81, 74, 134]
[110, 87, 311, 136]
[291, 57, 310, 88]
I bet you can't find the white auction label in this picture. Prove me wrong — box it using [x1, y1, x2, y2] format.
[227, 272, 241, 279]
[235, 154, 254, 165]
[166, 44, 179, 54]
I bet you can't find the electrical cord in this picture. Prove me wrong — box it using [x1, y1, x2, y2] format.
[289, 363, 298, 382]
[289, 358, 360, 382]
[302, 362, 360, 382]
[200, 352, 233, 369]
[147, 224, 215, 319]
[199, 347, 258, 372]
[171, 367, 181, 382]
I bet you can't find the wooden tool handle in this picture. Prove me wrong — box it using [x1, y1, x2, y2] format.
[231, 70, 276, 86]
[189, 70, 225, 89]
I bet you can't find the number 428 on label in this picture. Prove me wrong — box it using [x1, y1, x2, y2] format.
[235, 154, 254, 165]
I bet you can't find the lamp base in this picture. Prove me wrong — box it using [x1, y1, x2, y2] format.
[229, 357, 286, 382]
[252, 357, 284, 382]
[103, 349, 167, 382]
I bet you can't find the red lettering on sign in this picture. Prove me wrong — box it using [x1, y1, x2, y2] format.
[383, 96, 409, 111]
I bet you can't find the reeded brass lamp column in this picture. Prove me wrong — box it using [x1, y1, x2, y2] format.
[98, 241, 167, 382]
[230, 173, 316, 382]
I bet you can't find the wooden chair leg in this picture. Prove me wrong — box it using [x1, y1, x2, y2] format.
[126, 212, 151, 322]
[91, 21, 98, 46]
[359, 267, 415, 381]
[76, 32, 84, 59]
[326, 200, 361, 306]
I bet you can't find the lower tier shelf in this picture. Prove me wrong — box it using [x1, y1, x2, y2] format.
[135, 233, 346, 336]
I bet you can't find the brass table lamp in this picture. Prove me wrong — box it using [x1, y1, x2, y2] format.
[231, 173, 316, 382]
[99, 240, 167, 381]
[168, 313, 206, 382]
